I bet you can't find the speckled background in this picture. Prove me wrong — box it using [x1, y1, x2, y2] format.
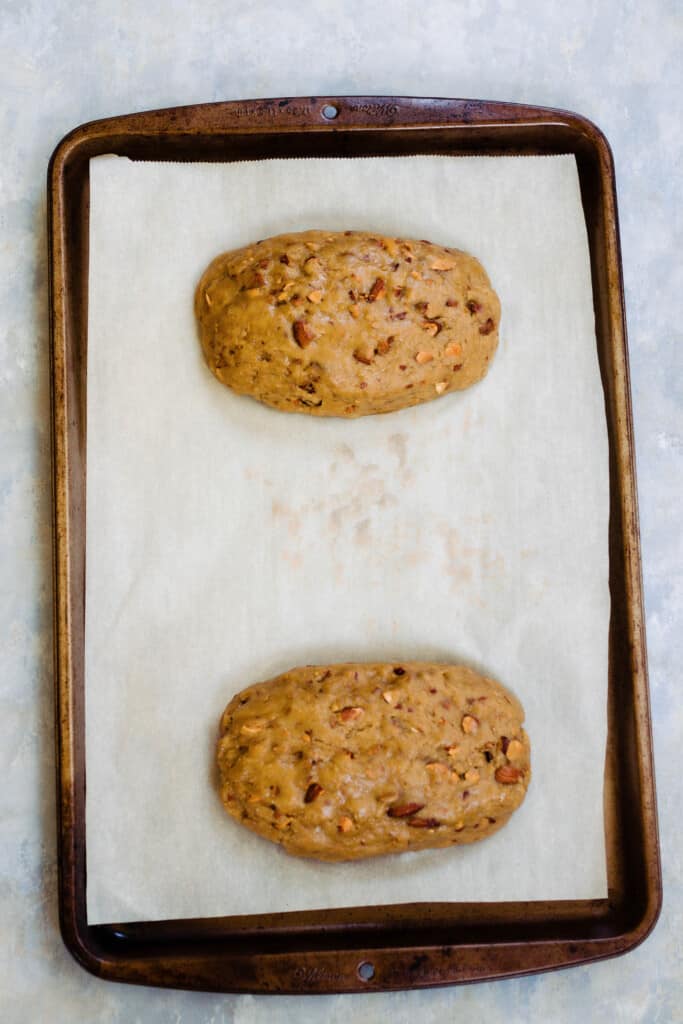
[1, 2, 680, 1021]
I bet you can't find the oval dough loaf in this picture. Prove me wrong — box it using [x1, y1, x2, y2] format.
[217, 662, 530, 861]
[195, 231, 500, 417]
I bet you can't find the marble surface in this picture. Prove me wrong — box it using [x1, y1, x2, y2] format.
[1, 1, 680, 1020]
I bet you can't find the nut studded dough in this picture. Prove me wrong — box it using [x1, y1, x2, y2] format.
[195, 231, 500, 417]
[217, 663, 530, 861]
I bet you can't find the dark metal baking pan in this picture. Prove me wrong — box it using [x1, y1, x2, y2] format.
[48, 95, 661, 993]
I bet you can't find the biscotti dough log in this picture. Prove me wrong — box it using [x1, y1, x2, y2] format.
[195, 231, 500, 417]
[217, 663, 530, 861]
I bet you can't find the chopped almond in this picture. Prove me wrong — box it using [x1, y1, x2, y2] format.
[240, 720, 265, 735]
[506, 739, 525, 761]
[387, 802, 424, 818]
[292, 320, 315, 348]
[337, 706, 364, 722]
[353, 349, 373, 365]
[368, 277, 386, 302]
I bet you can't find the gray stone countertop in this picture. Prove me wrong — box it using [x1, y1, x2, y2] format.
[1, 2, 680, 1021]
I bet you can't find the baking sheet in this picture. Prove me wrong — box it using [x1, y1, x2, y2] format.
[85, 154, 609, 924]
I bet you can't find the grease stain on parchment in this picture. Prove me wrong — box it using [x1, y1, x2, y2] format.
[355, 518, 372, 546]
[439, 524, 504, 590]
[387, 433, 407, 471]
[271, 498, 301, 537]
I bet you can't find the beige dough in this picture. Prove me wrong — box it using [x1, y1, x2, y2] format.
[195, 230, 500, 417]
[217, 662, 530, 861]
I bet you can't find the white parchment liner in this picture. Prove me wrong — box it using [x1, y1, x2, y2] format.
[85, 155, 609, 923]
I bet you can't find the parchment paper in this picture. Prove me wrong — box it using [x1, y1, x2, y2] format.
[85, 154, 609, 924]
